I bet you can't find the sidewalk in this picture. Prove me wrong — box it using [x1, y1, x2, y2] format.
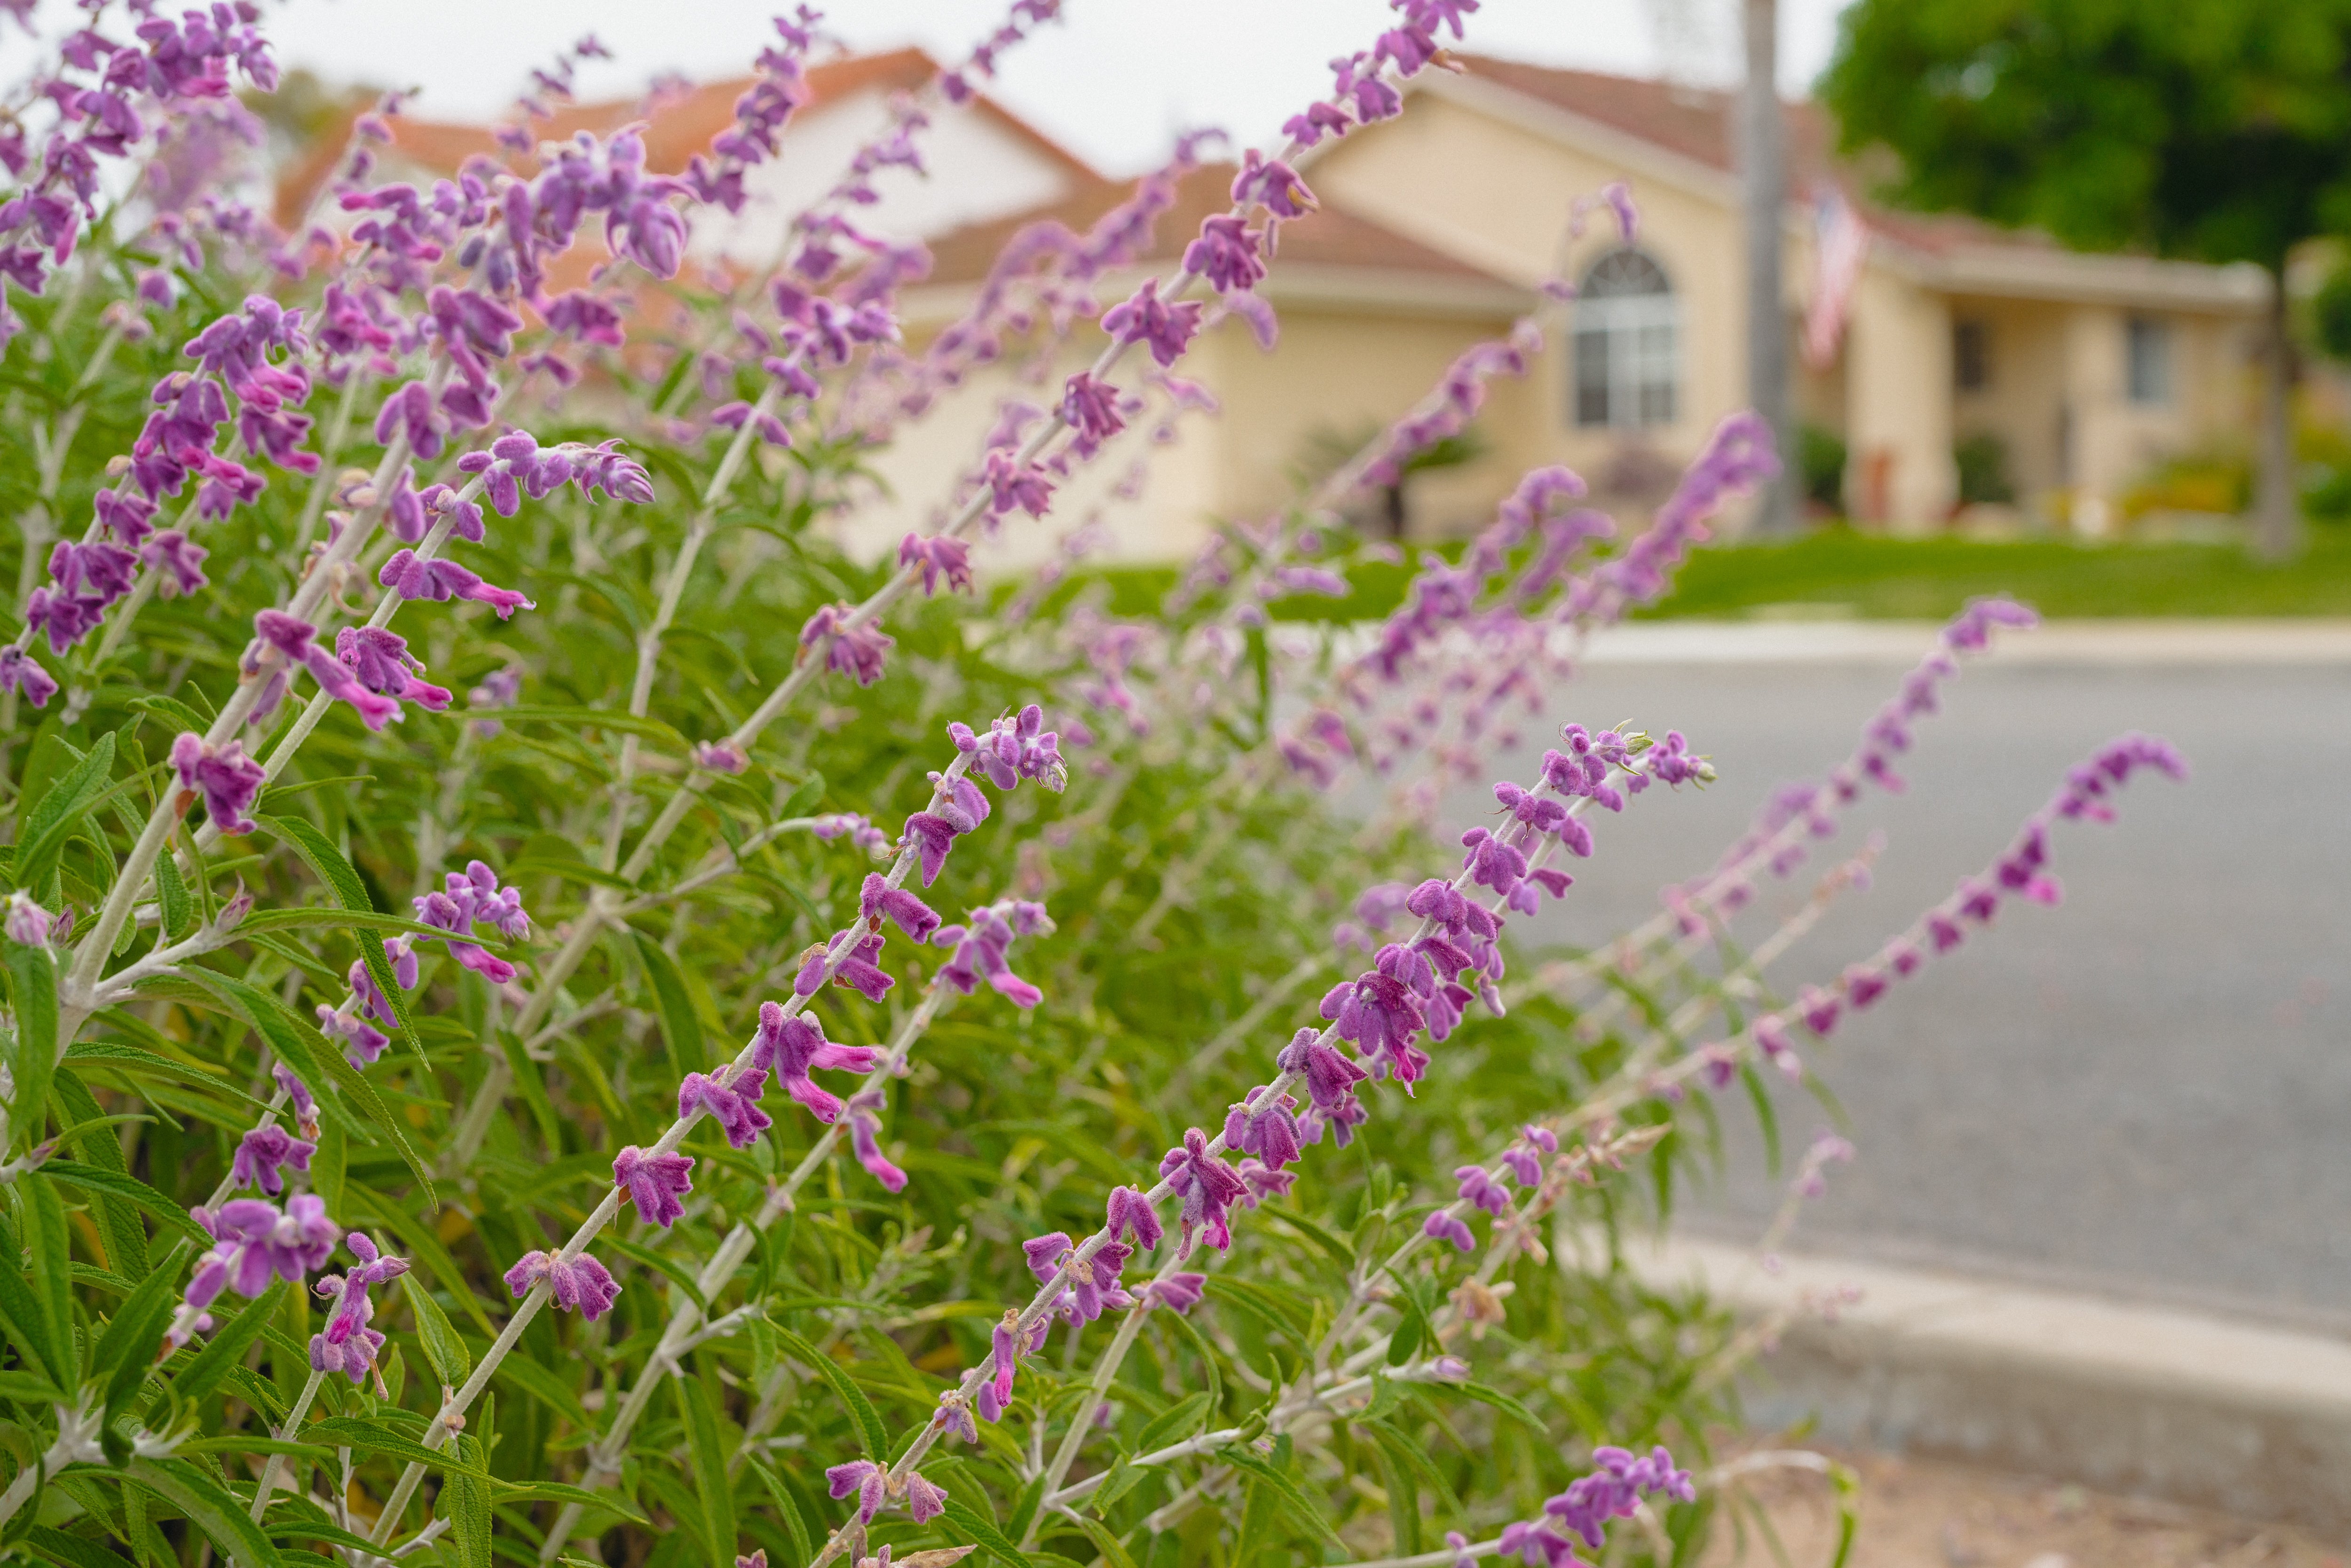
[1607, 1233, 2351, 1537]
[1578, 617, 2351, 665]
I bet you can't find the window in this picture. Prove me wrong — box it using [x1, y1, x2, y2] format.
[2126, 315, 2171, 405]
[1954, 318, 1991, 393]
[1573, 249, 1677, 429]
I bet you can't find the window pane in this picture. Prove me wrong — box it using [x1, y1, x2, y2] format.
[1575, 330, 1612, 426]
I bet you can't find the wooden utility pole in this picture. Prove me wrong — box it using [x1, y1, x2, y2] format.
[1740, 0, 1796, 531]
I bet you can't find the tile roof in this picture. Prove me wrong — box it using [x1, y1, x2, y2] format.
[274, 48, 1097, 232]
[921, 159, 1515, 288]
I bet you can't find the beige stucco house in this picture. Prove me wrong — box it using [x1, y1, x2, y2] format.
[861, 56, 2270, 562]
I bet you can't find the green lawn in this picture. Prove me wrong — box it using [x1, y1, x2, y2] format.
[1054, 527, 2351, 626]
[1636, 528, 2351, 619]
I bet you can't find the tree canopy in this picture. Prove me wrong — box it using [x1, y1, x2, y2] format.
[1820, 0, 2351, 270]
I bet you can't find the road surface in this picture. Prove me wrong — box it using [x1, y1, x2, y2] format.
[1460, 621, 2351, 1326]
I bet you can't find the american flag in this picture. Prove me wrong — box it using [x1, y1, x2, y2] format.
[1802, 182, 1870, 370]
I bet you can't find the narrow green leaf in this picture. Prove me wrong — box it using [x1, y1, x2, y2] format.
[40, 1162, 208, 1248]
[1215, 1445, 1341, 1547]
[6, 944, 59, 1156]
[25, 1525, 134, 1568]
[678, 1366, 735, 1566]
[401, 1275, 471, 1388]
[125, 1456, 287, 1568]
[745, 1457, 813, 1565]
[92, 1255, 180, 1414]
[630, 931, 699, 1083]
[433, 1429, 492, 1568]
[772, 1327, 886, 1460]
[167, 1282, 285, 1410]
[126, 696, 208, 738]
[1065, 1516, 1138, 1568]
[937, 1497, 1033, 1568]
[304, 1416, 473, 1474]
[48, 1070, 147, 1280]
[23, 1174, 75, 1386]
[1132, 1392, 1210, 1456]
[1453, 1381, 1549, 1436]
[15, 733, 116, 897]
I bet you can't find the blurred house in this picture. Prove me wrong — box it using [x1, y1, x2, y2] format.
[273, 48, 1096, 266]
[874, 57, 2270, 559]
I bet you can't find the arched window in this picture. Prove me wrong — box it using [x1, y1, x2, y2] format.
[1572, 249, 1678, 429]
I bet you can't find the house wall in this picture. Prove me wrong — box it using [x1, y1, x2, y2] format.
[1308, 93, 1753, 498]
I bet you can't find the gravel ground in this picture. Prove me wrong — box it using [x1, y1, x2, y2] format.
[1704, 1442, 2348, 1568]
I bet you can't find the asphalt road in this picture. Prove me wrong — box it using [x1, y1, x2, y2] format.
[1463, 624, 2351, 1326]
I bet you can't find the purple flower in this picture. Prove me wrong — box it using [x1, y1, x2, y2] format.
[897, 532, 972, 597]
[171, 733, 267, 836]
[1542, 1445, 1697, 1551]
[503, 1249, 620, 1320]
[1423, 1209, 1475, 1252]
[1138, 1272, 1207, 1314]
[1060, 371, 1127, 445]
[140, 530, 208, 597]
[826, 1459, 886, 1524]
[845, 1090, 907, 1192]
[274, 1065, 319, 1139]
[1460, 826, 1528, 896]
[1231, 150, 1316, 217]
[379, 550, 535, 618]
[1223, 1090, 1302, 1171]
[1456, 1164, 1511, 1216]
[373, 378, 447, 459]
[1277, 1028, 1369, 1115]
[796, 930, 895, 1002]
[2, 893, 52, 948]
[748, 1001, 882, 1123]
[1183, 214, 1265, 293]
[905, 1470, 947, 1524]
[1106, 1184, 1164, 1251]
[1797, 985, 1841, 1036]
[931, 898, 1052, 1007]
[308, 1230, 407, 1385]
[1320, 965, 1428, 1087]
[982, 449, 1054, 520]
[187, 1195, 339, 1314]
[950, 705, 1068, 792]
[312, 1005, 387, 1071]
[860, 871, 940, 943]
[231, 1125, 315, 1196]
[678, 1066, 773, 1149]
[1284, 101, 1352, 147]
[1158, 1127, 1248, 1260]
[1100, 277, 1202, 369]
[614, 1145, 695, 1227]
[797, 602, 893, 686]
[338, 627, 450, 710]
[692, 740, 749, 774]
[0, 647, 56, 709]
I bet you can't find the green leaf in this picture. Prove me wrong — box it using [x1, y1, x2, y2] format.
[152, 838, 192, 941]
[91, 1254, 180, 1415]
[597, 1230, 707, 1312]
[1065, 1516, 1138, 1568]
[1452, 1381, 1549, 1436]
[167, 1283, 285, 1410]
[6, 943, 58, 1155]
[772, 1327, 886, 1460]
[48, 1070, 146, 1281]
[434, 1429, 492, 1568]
[486, 1481, 644, 1524]
[15, 733, 116, 897]
[402, 1275, 471, 1388]
[304, 1416, 473, 1475]
[22, 1174, 75, 1386]
[629, 930, 699, 1083]
[777, 773, 824, 819]
[1132, 1391, 1210, 1456]
[1215, 1445, 1341, 1547]
[745, 1457, 813, 1565]
[485, 706, 687, 744]
[127, 696, 208, 739]
[25, 1525, 134, 1568]
[40, 1162, 208, 1248]
[937, 1497, 1033, 1568]
[1385, 1289, 1428, 1367]
[488, 1349, 589, 1430]
[677, 1366, 735, 1566]
[254, 816, 424, 1071]
[126, 1456, 287, 1568]
[1091, 1454, 1145, 1514]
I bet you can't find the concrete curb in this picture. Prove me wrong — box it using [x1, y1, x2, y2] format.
[1609, 1234, 2351, 1537]
[1578, 618, 2351, 665]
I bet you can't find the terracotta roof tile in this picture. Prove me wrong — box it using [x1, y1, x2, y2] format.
[922, 160, 1514, 288]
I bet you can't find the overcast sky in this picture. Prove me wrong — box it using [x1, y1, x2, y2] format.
[239, 0, 1855, 174]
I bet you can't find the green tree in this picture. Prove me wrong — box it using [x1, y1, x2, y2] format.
[1820, 0, 2351, 558]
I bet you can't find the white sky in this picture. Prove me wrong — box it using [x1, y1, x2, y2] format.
[243, 0, 1854, 174]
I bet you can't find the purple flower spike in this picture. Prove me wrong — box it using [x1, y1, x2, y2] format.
[1423, 1209, 1476, 1252]
[845, 1090, 907, 1192]
[378, 551, 535, 618]
[748, 1001, 882, 1123]
[1060, 371, 1127, 445]
[1100, 277, 1202, 368]
[614, 1145, 695, 1227]
[798, 602, 893, 686]
[989, 1316, 1022, 1407]
[308, 1230, 408, 1386]
[897, 531, 972, 597]
[1456, 1164, 1511, 1216]
[905, 1470, 947, 1525]
[678, 1067, 773, 1149]
[825, 1459, 885, 1524]
[503, 1249, 620, 1320]
[231, 1125, 315, 1196]
[1278, 1027, 1371, 1113]
[860, 872, 940, 943]
[1138, 1273, 1207, 1314]
[171, 733, 268, 836]
[0, 648, 56, 709]
[1105, 1184, 1164, 1252]
[1158, 1127, 1248, 1260]
[1320, 965, 1428, 1088]
[1223, 1091, 1302, 1171]
[1183, 214, 1265, 293]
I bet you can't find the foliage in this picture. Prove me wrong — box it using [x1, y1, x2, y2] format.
[1953, 433, 2015, 509]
